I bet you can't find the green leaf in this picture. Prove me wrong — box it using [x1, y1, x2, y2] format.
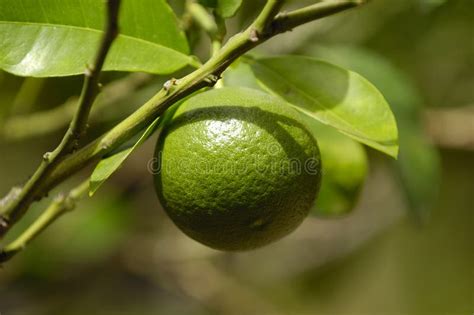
[248, 55, 399, 158]
[89, 116, 162, 196]
[305, 117, 368, 217]
[0, 0, 196, 77]
[199, 0, 242, 18]
[309, 46, 423, 121]
[222, 59, 262, 90]
[309, 45, 441, 222]
[216, 0, 243, 18]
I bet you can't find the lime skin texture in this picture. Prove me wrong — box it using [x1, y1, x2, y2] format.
[154, 87, 322, 251]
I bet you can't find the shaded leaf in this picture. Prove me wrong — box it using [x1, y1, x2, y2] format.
[89, 116, 162, 196]
[0, 0, 196, 77]
[199, 0, 218, 7]
[222, 59, 261, 90]
[310, 45, 441, 221]
[199, 0, 243, 18]
[248, 55, 399, 158]
[216, 0, 243, 18]
[397, 123, 441, 221]
[305, 117, 368, 217]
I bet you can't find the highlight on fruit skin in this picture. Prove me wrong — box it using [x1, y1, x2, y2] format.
[153, 88, 322, 251]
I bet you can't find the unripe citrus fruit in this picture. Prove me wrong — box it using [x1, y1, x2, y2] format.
[154, 88, 322, 250]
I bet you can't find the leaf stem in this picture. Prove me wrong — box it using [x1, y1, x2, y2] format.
[0, 181, 89, 263]
[0, 0, 122, 238]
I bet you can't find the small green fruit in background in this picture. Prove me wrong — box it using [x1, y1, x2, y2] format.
[154, 88, 322, 251]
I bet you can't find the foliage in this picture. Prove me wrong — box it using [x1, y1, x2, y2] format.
[0, 0, 197, 76]
[309, 46, 441, 221]
[0, 0, 447, 267]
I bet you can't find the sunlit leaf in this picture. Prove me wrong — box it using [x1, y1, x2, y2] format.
[248, 56, 399, 158]
[199, 0, 218, 7]
[0, 0, 197, 77]
[310, 45, 441, 221]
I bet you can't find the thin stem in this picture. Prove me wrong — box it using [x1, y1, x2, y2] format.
[0, 0, 365, 240]
[0, 181, 89, 263]
[0, 0, 121, 237]
[252, 0, 285, 34]
[271, 0, 364, 33]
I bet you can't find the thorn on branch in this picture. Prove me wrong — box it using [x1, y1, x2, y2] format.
[84, 65, 93, 77]
[100, 142, 111, 151]
[164, 78, 180, 92]
[0, 217, 8, 229]
[249, 28, 259, 42]
[42, 152, 52, 162]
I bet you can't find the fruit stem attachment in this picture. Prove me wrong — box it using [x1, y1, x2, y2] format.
[0, 0, 122, 238]
[0, 181, 89, 263]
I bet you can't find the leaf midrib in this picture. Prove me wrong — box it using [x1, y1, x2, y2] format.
[0, 20, 189, 57]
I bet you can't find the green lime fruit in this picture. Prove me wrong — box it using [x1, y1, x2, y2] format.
[154, 88, 322, 251]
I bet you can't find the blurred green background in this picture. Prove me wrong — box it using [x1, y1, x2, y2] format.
[0, 0, 473, 314]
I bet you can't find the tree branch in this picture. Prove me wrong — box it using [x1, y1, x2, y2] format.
[0, 0, 365, 239]
[0, 0, 122, 238]
[271, 0, 365, 33]
[0, 181, 89, 263]
[252, 0, 285, 35]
